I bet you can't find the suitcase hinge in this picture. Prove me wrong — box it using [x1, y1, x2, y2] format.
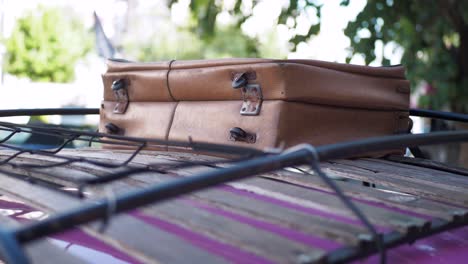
[232, 72, 262, 116]
[240, 84, 262, 116]
[112, 78, 129, 114]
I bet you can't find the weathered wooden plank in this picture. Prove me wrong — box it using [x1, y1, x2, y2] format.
[14, 151, 462, 225]
[23, 150, 441, 233]
[72, 150, 468, 222]
[57, 153, 421, 239]
[160, 164, 430, 234]
[73, 171, 330, 263]
[0, 155, 95, 185]
[5, 148, 468, 264]
[7, 149, 468, 264]
[229, 178, 430, 233]
[261, 169, 466, 221]
[386, 155, 468, 177]
[323, 160, 468, 207]
[89, 214, 229, 264]
[45, 157, 377, 249]
[56, 164, 330, 264]
[122, 172, 370, 247]
[0, 215, 86, 264]
[362, 158, 468, 189]
[59, 149, 217, 167]
[43, 154, 374, 249]
[142, 200, 326, 263]
[0, 173, 228, 264]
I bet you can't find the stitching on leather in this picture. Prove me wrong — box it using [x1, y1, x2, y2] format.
[166, 60, 176, 101]
[165, 101, 179, 151]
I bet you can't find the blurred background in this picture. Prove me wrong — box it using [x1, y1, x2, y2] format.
[0, 0, 467, 165]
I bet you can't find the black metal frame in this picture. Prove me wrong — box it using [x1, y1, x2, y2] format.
[409, 108, 468, 123]
[0, 108, 99, 117]
[0, 108, 466, 264]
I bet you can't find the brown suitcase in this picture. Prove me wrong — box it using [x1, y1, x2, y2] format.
[99, 58, 410, 154]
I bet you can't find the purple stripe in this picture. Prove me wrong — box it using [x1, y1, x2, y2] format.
[0, 197, 142, 264]
[131, 211, 273, 264]
[352, 197, 433, 220]
[169, 172, 398, 231]
[220, 185, 391, 232]
[184, 199, 342, 250]
[0, 199, 39, 211]
[360, 226, 468, 264]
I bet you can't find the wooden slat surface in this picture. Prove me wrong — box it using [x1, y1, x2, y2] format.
[225, 178, 429, 233]
[56, 152, 429, 234]
[77, 149, 468, 221]
[63, 149, 468, 221]
[39, 152, 457, 232]
[0, 215, 86, 264]
[0, 173, 227, 264]
[260, 169, 467, 221]
[386, 155, 468, 177]
[137, 177, 370, 246]
[326, 159, 468, 207]
[0, 149, 467, 263]
[142, 201, 326, 263]
[67, 157, 417, 240]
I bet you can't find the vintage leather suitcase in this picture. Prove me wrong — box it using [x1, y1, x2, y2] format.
[100, 58, 410, 154]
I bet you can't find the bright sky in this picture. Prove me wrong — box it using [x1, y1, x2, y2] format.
[248, 0, 369, 62]
[287, 0, 368, 62]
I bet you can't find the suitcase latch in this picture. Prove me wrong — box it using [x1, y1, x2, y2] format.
[232, 72, 262, 116]
[112, 78, 129, 114]
[105, 122, 125, 135]
[240, 84, 262, 116]
[229, 127, 256, 144]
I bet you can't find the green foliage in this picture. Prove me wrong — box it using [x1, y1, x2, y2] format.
[4, 6, 92, 83]
[342, 0, 468, 112]
[169, 0, 322, 53]
[125, 30, 203, 61]
[125, 25, 259, 61]
[277, 0, 322, 50]
[204, 26, 259, 58]
[125, 0, 292, 60]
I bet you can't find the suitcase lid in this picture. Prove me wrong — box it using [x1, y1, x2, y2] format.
[102, 58, 409, 115]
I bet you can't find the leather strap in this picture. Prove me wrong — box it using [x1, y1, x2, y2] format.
[165, 60, 178, 150]
[166, 59, 176, 101]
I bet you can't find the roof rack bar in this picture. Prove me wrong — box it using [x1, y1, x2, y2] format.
[410, 108, 468, 123]
[0, 108, 100, 117]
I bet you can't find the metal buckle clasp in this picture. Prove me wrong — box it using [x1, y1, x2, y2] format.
[229, 127, 256, 143]
[112, 79, 129, 114]
[231, 71, 262, 116]
[240, 84, 262, 116]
